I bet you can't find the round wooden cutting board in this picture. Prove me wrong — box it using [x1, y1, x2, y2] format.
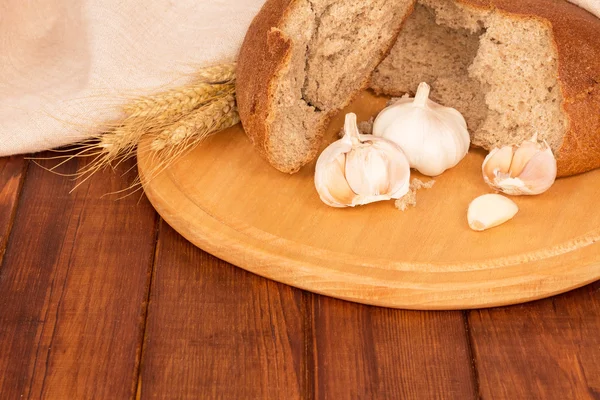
[138, 91, 600, 310]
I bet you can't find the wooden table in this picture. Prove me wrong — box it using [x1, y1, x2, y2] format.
[1, 154, 599, 399]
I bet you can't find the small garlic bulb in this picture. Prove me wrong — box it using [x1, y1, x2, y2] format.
[482, 134, 557, 195]
[315, 113, 411, 208]
[372, 82, 470, 176]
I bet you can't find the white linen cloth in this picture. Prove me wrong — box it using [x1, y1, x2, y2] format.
[0, 0, 598, 156]
[570, 0, 600, 15]
[0, 0, 265, 156]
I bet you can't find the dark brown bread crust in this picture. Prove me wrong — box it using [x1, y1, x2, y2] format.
[236, 0, 294, 169]
[237, 0, 415, 173]
[454, 0, 600, 176]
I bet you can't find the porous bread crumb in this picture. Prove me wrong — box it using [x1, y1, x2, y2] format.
[395, 178, 436, 211]
[265, 0, 416, 173]
[371, 2, 567, 154]
[358, 118, 374, 135]
[411, 178, 436, 190]
[395, 190, 417, 211]
[387, 94, 410, 107]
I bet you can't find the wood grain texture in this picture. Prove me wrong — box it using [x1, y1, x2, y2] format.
[138, 90, 600, 309]
[0, 156, 27, 263]
[312, 297, 477, 399]
[468, 282, 600, 399]
[138, 221, 308, 399]
[0, 155, 158, 399]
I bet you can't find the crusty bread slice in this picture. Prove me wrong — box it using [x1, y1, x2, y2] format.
[236, 0, 415, 173]
[371, 0, 600, 177]
[238, 0, 600, 177]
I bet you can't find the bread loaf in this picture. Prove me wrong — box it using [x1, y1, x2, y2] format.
[238, 0, 600, 177]
[236, 0, 415, 173]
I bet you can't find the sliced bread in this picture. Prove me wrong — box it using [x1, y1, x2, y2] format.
[236, 0, 415, 173]
[371, 0, 600, 177]
[238, 0, 600, 176]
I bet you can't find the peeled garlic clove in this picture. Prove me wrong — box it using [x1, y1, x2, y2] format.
[481, 135, 557, 196]
[314, 113, 411, 208]
[468, 194, 519, 231]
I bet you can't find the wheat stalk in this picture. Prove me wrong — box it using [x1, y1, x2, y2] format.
[99, 77, 235, 165]
[123, 82, 234, 121]
[195, 62, 236, 83]
[122, 62, 236, 121]
[89, 91, 239, 195]
[134, 94, 239, 192]
[150, 94, 237, 151]
[41, 62, 239, 195]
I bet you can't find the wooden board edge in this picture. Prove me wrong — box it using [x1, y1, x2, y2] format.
[138, 149, 600, 310]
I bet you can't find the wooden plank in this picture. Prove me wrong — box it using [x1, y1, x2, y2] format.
[0, 154, 158, 398]
[0, 156, 27, 262]
[311, 297, 477, 399]
[139, 221, 308, 399]
[468, 282, 600, 399]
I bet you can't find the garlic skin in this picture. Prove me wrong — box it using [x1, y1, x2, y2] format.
[315, 113, 411, 208]
[468, 194, 519, 232]
[372, 82, 470, 176]
[482, 134, 557, 195]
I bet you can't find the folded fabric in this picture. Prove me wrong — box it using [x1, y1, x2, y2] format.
[0, 0, 264, 156]
[570, 0, 600, 15]
[0, 0, 598, 157]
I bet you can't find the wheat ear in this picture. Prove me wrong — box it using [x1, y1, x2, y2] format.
[150, 94, 238, 152]
[43, 62, 239, 195]
[100, 80, 235, 164]
[122, 62, 236, 121]
[133, 94, 239, 191]
[195, 62, 237, 83]
[123, 82, 234, 121]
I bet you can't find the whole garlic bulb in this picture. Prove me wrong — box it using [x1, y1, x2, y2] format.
[482, 134, 557, 195]
[372, 82, 470, 176]
[315, 113, 411, 208]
